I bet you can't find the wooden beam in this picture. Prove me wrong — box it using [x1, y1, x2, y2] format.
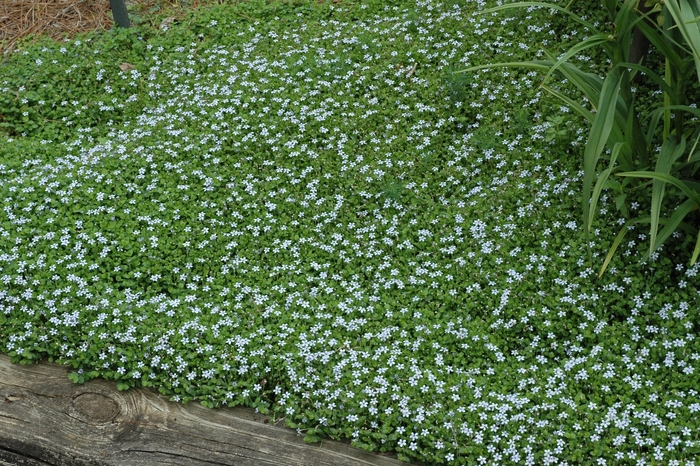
[0, 354, 404, 465]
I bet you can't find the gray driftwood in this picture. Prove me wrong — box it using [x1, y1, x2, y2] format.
[0, 354, 404, 466]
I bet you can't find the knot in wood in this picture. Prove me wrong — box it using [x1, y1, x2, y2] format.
[72, 392, 120, 423]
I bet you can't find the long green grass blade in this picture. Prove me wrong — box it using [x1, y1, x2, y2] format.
[589, 142, 626, 231]
[540, 85, 595, 124]
[646, 108, 665, 149]
[474, 2, 598, 32]
[691, 229, 700, 265]
[657, 136, 687, 172]
[543, 34, 612, 82]
[664, 0, 700, 78]
[688, 127, 700, 162]
[617, 62, 675, 97]
[583, 71, 624, 240]
[647, 105, 700, 149]
[664, 59, 672, 140]
[648, 137, 686, 257]
[634, 15, 684, 69]
[598, 218, 648, 277]
[682, 180, 700, 194]
[540, 52, 628, 148]
[457, 61, 553, 74]
[653, 104, 700, 119]
[613, 0, 638, 61]
[548, 50, 633, 143]
[641, 198, 698, 260]
[542, 51, 605, 112]
[617, 170, 700, 206]
[459, 60, 612, 123]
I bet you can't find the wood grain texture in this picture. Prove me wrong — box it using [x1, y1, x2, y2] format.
[0, 354, 405, 466]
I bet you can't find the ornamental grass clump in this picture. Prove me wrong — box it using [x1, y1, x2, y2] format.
[0, 0, 699, 464]
[461, 0, 700, 276]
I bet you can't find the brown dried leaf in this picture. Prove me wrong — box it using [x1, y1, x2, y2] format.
[119, 62, 136, 72]
[160, 17, 177, 30]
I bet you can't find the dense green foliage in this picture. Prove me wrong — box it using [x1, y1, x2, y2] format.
[0, 0, 698, 464]
[463, 0, 700, 275]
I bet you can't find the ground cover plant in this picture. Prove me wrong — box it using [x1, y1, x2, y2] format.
[462, 0, 700, 276]
[1, 0, 699, 464]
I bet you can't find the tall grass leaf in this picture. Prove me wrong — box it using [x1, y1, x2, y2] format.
[617, 170, 700, 206]
[598, 218, 649, 277]
[664, 0, 700, 78]
[641, 198, 698, 260]
[583, 71, 624, 241]
[645, 108, 665, 149]
[647, 105, 700, 149]
[682, 180, 700, 194]
[542, 51, 605, 112]
[688, 127, 700, 162]
[589, 142, 626, 231]
[543, 34, 612, 82]
[458, 61, 553, 75]
[691, 229, 700, 265]
[653, 104, 700, 120]
[548, 52, 632, 142]
[540, 85, 595, 123]
[474, 2, 598, 32]
[648, 136, 686, 256]
[458, 61, 618, 133]
[664, 59, 672, 140]
[613, 0, 638, 61]
[635, 15, 684, 69]
[658, 135, 687, 172]
[619, 0, 664, 44]
[541, 55, 628, 150]
[618, 62, 675, 97]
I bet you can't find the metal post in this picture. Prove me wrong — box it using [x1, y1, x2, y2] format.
[110, 0, 131, 28]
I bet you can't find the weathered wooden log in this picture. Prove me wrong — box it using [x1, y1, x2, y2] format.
[0, 354, 404, 466]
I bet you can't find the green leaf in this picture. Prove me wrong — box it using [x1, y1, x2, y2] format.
[599, 218, 648, 277]
[458, 60, 553, 75]
[647, 136, 687, 255]
[543, 34, 612, 83]
[472, 2, 598, 32]
[691, 229, 700, 265]
[304, 434, 322, 443]
[615, 193, 629, 217]
[634, 13, 684, 70]
[616, 170, 700, 207]
[664, 0, 700, 79]
[540, 85, 595, 124]
[583, 70, 624, 250]
[541, 51, 611, 114]
[616, 62, 675, 98]
[116, 381, 131, 391]
[589, 142, 626, 230]
[687, 127, 700, 162]
[651, 104, 700, 121]
[642, 198, 698, 261]
[68, 372, 85, 384]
